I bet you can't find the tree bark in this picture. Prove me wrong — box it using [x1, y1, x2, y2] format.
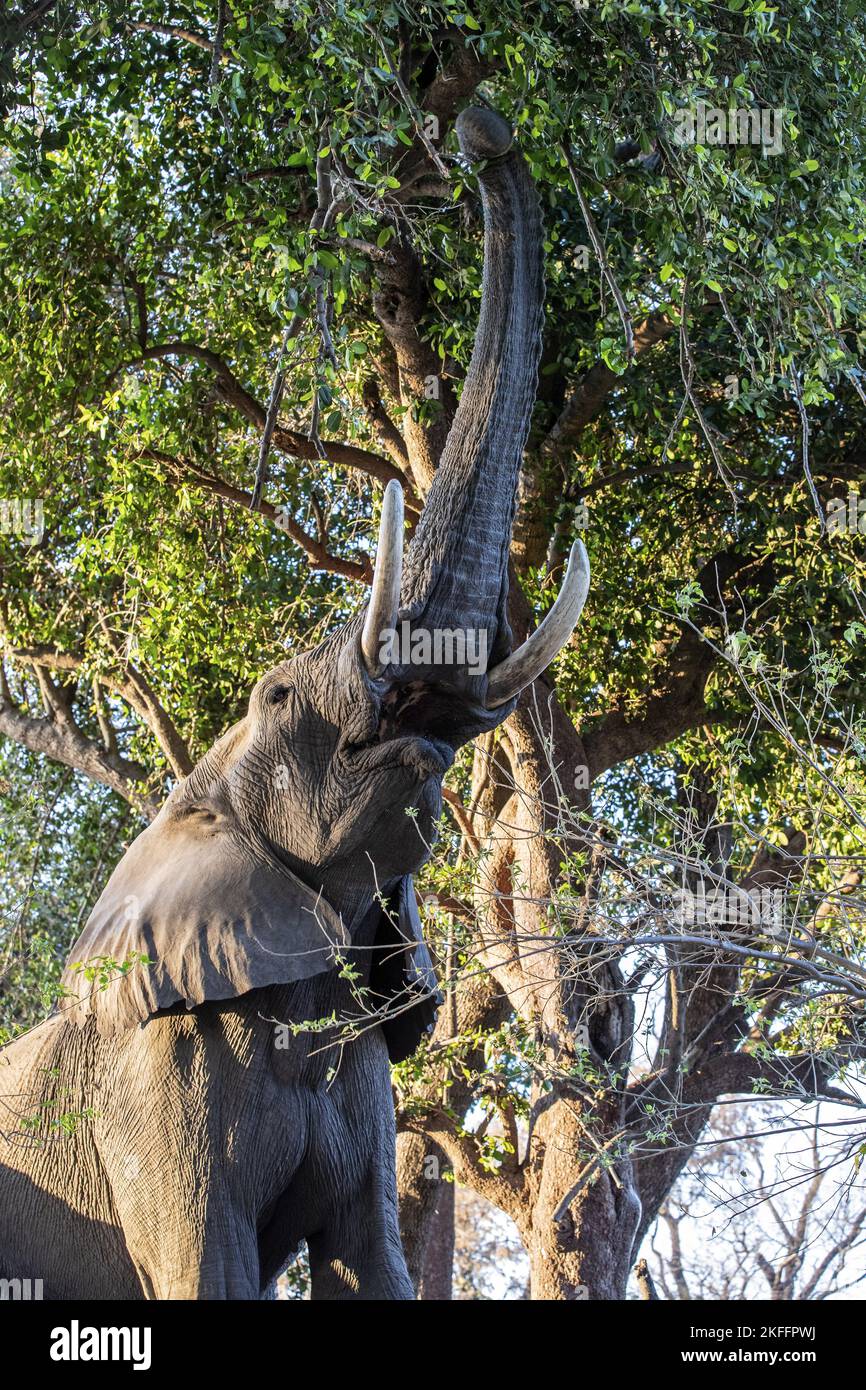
[396, 1133, 454, 1298]
[419, 1173, 455, 1300]
[515, 1097, 641, 1300]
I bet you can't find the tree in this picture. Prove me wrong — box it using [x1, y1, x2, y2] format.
[649, 1102, 866, 1301]
[2, 0, 866, 1299]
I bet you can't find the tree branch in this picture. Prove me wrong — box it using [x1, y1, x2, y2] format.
[371, 242, 457, 496]
[4, 640, 193, 780]
[540, 312, 676, 460]
[124, 20, 230, 60]
[0, 687, 159, 819]
[581, 551, 760, 778]
[121, 341, 409, 492]
[140, 448, 373, 584]
[402, 1110, 525, 1219]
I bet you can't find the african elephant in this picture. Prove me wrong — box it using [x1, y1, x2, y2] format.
[0, 107, 588, 1300]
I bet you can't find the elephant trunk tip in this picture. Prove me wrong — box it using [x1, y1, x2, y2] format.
[456, 107, 515, 162]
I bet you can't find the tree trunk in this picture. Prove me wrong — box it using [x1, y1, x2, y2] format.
[418, 1176, 454, 1299]
[523, 1104, 641, 1301]
[396, 1133, 454, 1298]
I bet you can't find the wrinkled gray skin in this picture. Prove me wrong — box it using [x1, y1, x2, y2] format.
[0, 108, 544, 1299]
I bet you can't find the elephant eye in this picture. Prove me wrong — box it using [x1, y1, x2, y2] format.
[268, 684, 291, 706]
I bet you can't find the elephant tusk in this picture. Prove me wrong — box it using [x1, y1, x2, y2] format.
[484, 540, 590, 708]
[360, 480, 405, 678]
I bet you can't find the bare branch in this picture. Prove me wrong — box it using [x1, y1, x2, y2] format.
[634, 1257, 660, 1299]
[124, 20, 230, 60]
[5, 639, 193, 780]
[0, 687, 159, 819]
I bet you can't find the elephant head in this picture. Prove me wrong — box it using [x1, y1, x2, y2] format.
[62, 108, 589, 1057]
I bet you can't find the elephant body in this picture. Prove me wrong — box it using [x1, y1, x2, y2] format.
[0, 971, 411, 1299]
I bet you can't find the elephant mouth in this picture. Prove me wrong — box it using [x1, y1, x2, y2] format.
[345, 678, 487, 777]
[378, 680, 477, 750]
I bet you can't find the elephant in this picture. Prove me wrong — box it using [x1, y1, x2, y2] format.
[0, 107, 589, 1300]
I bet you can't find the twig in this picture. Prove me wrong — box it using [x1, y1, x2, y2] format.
[252, 137, 337, 509]
[561, 144, 633, 363]
[209, 0, 227, 88]
[674, 275, 737, 503]
[789, 361, 823, 532]
[250, 320, 300, 511]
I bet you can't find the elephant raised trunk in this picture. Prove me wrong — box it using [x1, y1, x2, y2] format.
[400, 107, 545, 664]
[359, 106, 588, 739]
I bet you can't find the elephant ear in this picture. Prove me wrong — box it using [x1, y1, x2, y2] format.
[370, 876, 441, 1064]
[61, 794, 349, 1037]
